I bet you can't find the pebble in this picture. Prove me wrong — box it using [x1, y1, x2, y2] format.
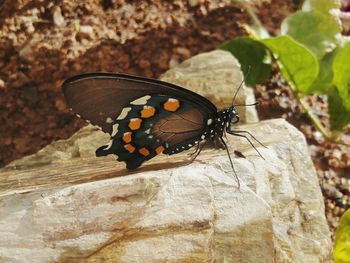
[0, 79, 5, 89]
[52, 7, 65, 27]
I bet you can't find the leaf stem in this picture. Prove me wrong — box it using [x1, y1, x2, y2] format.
[295, 93, 332, 139]
[334, 139, 350, 147]
[295, 94, 350, 146]
[239, 1, 263, 28]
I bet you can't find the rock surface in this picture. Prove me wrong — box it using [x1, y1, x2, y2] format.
[0, 51, 331, 262]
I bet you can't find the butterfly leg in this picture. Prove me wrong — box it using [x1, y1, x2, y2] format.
[228, 130, 267, 148]
[188, 142, 200, 156]
[213, 136, 226, 149]
[219, 136, 240, 189]
[227, 131, 265, 159]
[189, 141, 207, 163]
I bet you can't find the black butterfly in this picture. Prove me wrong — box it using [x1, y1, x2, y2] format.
[62, 72, 263, 175]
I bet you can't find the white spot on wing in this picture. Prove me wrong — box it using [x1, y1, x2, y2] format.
[201, 135, 205, 139]
[106, 117, 113, 123]
[104, 140, 113, 150]
[117, 107, 131, 120]
[207, 118, 212, 125]
[130, 95, 151, 105]
[111, 123, 119, 137]
[145, 128, 151, 134]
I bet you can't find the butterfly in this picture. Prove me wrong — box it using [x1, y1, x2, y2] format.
[62, 72, 263, 177]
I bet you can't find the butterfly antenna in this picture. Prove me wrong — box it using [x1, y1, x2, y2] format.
[234, 102, 259, 107]
[231, 66, 251, 106]
[220, 137, 240, 189]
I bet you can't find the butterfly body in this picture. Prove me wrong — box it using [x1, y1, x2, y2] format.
[62, 73, 240, 170]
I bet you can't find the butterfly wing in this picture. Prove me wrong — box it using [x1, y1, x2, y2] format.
[62, 73, 217, 134]
[62, 73, 217, 169]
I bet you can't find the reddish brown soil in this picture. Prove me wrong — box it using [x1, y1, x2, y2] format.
[0, 0, 349, 236]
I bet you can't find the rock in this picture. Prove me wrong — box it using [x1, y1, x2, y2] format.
[160, 50, 259, 123]
[188, 0, 201, 7]
[0, 78, 5, 89]
[0, 120, 331, 262]
[52, 6, 66, 27]
[76, 26, 94, 42]
[0, 51, 331, 262]
[80, 25, 94, 35]
[5, 125, 110, 169]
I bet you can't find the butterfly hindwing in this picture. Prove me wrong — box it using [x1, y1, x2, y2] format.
[95, 94, 215, 169]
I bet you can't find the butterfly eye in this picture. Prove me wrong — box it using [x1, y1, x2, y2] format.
[231, 114, 240, 124]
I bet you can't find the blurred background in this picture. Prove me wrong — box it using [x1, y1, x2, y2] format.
[0, 0, 349, 239]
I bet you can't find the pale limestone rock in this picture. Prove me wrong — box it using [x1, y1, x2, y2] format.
[0, 120, 331, 263]
[5, 125, 111, 169]
[161, 50, 259, 123]
[0, 50, 331, 262]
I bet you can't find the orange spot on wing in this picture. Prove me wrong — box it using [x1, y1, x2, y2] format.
[122, 132, 132, 143]
[124, 144, 135, 153]
[164, 99, 180, 112]
[141, 106, 156, 118]
[139, 147, 150, 156]
[128, 118, 142, 130]
[155, 145, 165, 155]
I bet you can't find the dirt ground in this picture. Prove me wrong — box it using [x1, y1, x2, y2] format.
[0, 0, 349, 237]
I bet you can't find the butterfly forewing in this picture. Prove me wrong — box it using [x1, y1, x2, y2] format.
[62, 73, 217, 134]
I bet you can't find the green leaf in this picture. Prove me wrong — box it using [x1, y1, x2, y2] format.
[309, 49, 338, 93]
[219, 37, 272, 86]
[281, 10, 341, 58]
[302, 0, 340, 13]
[334, 209, 350, 263]
[333, 41, 350, 110]
[328, 88, 350, 131]
[259, 35, 319, 94]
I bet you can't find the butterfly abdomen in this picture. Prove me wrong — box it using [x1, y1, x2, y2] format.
[214, 109, 230, 137]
